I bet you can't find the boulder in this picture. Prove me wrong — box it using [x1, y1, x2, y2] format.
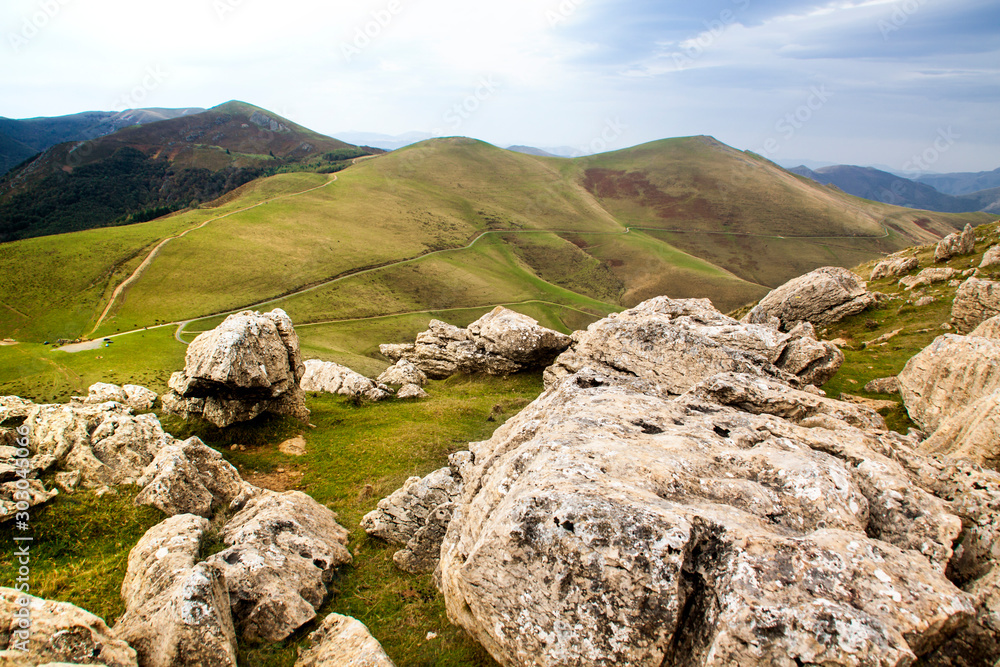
[971, 315, 1000, 339]
[134, 437, 250, 518]
[0, 479, 58, 523]
[206, 490, 352, 642]
[376, 359, 427, 387]
[436, 367, 975, 666]
[114, 514, 237, 667]
[952, 278, 1000, 333]
[392, 502, 456, 574]
[864, 376, 900, 394]
[74, 382, 157, 411]
[899, 334, 1000, 433]
[545, 297, 841, 392]
[871, 255, 919, 280]
[935, 223, 976, 262]
[361, 467, 461, 545]
[162, 309, 309, 428]
[921, 392, 1000, 465]
[19, 402, 173, 488]
[0, 395, 34, 421]
[395, 384, 429, 399]
[379, 307, 571, 380]
[0, 587, 138, 666]
[980, 245, 1000, 269]
[295, 613, 396, 667]
[743, 266, 876, 331]
[300, 360, 391, 402]
[899, 267, 958, 290]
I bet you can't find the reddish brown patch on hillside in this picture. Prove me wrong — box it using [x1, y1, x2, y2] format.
[913, 218, 936, 233]
[582, 168, 716, 223]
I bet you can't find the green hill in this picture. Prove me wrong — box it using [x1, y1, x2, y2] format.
[0, 101, 377, 242]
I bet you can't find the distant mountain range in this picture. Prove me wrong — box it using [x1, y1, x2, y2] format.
[0, 101, 377, 242]
[0, 107, 204, 177]
[790, 164, 1000, 215]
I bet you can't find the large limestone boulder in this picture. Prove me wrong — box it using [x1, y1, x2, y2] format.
[972, 314, 1000, 339]
[301, 359, 391, 402]
[743, 266, 876, 331]
[0, 587, 138, 666]
[295, 613, 396, 667]
[922, 392, 1000, 464]
[376, 359, 427, 387]
[935, 223, 976, 262]
[871, 255, 919, 280]
[436, 368, 975, 666]
[980, 244, 1000, 269]
[17, 401, 173, 488]
[74, 382, 157, 412]
[545, 297, 842, 392]
[899, 267, 958, 291]
[206, 490, 352, 642]
[899, 334, 1000, 433]
[134, 437, 251, 518]
[952, 277, 1000, 333]
[162, 309, 309, 428]
[0, 479, 58, 523]
[361, 466, 461, 546]
[379, 307, 572, 380]
[114, 514, 238, 667]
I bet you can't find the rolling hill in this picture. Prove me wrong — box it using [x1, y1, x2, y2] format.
[0, 135, 990, 378]
[0, 101, 378, 242]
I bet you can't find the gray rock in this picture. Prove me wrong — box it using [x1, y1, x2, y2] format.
[360, 467, 461, 546]
[295, 613, 396, 667]
[979, 244, 1000, 269]
[0, 395, 34, 421]
[301, 360, 391, 402]
[134, 437, 250, 518]
[864, 376, 901, 394]
[206, 490, 352, 642]
[376, 359, 427, 387]
[162, 309, 309, 428]
[0, 479, 57, 523]
[74, 382, 157, 412]
[744, 266, 876, 331]
[545, 297, 841, 393]
[935, 223, 977, 262]
[437, 367, 974, 666]
[392, 502, 456, 574]
[379, 307, 571, 380]
[0, 587, 138, 666]
[871, 255, 919, 280]
[971, 315, 1000, 339]
[952, 277, 1000, 333]
[899, 267, 958, 290]
[395, 384, 429, 399]
[114, 514, 237, 667]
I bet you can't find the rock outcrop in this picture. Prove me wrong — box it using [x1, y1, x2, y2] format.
[134, 437, 251, 518]
[743, 266, 876, 331]
[74, 382, 158, 412]
[376, 359, 427, 387]
[980, 245, 1000, 269]
[379, 307, 572, 380]
[972, 314, 1000, 339]
[295, 613, 396, 667]
[433, 298, 1000, 667]
[899, 267, 958, 290]
[395, 384, 429, 399]
[114, 514, 238, 667]
[362, 467, 461, 546]
[1, 587, 138, 666]
[300, 360, 391, 402]
[871, 255, 919, 280]
[935, 223, 976, 262]
[162, 309, 309, 428]
[0, 479, 57, 523]
[952, 277, 1000, 333]
[206, 490, 352, 642]
[546, 297, 842, 391]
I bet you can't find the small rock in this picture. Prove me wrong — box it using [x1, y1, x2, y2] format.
[396, 384, 429, 399]
[899, 268, 957, 291]
[935, 224, 976, 262]
[301, 359, 391, 402]
[980, 245, 1000, 269]
[279, 435, 307, 456]
[871, 256, 919, 280]
[864, 376, 900, 394]
[361, 467, 461, 545]
[295, 613, 396, 667]
[376, 359, 428, 387]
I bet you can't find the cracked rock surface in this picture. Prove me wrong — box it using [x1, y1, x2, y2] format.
[743, 266, 876, 331]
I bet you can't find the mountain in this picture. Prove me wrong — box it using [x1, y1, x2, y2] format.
[0, 107, 204, 176]
[506, 145, 557, 157]
[0, 134, 988, 349]
[333, 130, 435, 151]
[915, 167, 1000, 196]
[0, 101, 377, 242]
[790, 164, 994, 214]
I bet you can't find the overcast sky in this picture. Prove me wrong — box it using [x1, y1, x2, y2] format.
[2, 0, 999, 171]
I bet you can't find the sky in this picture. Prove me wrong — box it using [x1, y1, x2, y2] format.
[2, 0, 999, 172]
